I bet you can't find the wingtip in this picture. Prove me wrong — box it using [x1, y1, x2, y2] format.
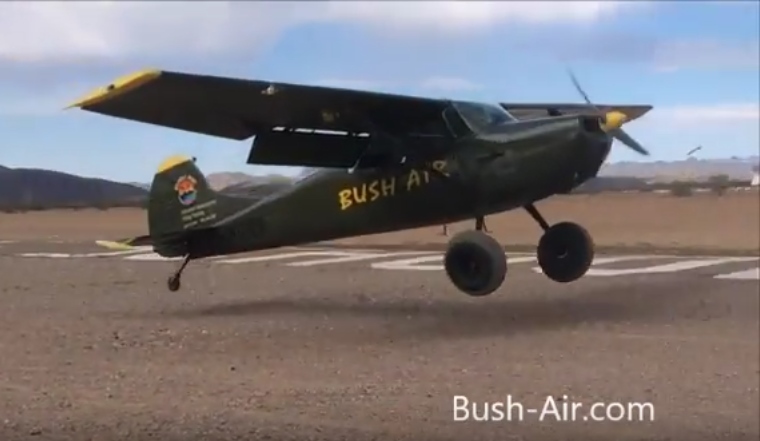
[65, 69, 163, 110]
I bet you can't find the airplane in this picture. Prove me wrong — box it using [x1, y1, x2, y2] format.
[67, 69, 651, 296]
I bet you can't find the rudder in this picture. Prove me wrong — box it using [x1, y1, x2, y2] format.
[148, 155, 220, 241]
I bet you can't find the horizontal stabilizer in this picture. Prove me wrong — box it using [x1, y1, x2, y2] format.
[95, 234, 152, 250]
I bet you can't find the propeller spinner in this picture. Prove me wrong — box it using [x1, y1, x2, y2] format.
[567, 69, 649, 156]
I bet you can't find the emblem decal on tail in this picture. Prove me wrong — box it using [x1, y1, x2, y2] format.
[175, 174, 198, 206]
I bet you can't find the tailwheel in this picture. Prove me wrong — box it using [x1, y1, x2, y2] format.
[537, 222, 594, 283]
[166, 254, 191, 292]
[167, 275, 181, 292]
[444, 230, 507, 297]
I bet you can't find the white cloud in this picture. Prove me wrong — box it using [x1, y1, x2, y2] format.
[655, 104, 760, 125]
[0, 80, 98, 116]
[0, 1, 635, 63]
[322, 1, 631, 32]
[0, 2, 294, 63]
[420, 77, 482, 92]
[653, 39, 759, 72]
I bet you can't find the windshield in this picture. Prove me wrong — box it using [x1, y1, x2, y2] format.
[452, 101, 517, 134]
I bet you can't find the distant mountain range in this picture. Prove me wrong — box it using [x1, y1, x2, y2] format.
[206, 172, 295, 191]
[1, 156, 757, 210]
[127, 172, 297, 192]
[0, 165, 147, 210]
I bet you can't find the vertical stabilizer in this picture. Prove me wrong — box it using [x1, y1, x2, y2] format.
[148, 155, 220, 240]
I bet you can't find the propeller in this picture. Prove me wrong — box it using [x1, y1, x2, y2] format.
[567, 69, 649, 156]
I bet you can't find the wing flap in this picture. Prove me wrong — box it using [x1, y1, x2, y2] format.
[248, 130, 372, 168]
[68, 70, 451, 140]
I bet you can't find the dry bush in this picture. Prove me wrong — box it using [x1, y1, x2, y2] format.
[669, 182, 694, 197]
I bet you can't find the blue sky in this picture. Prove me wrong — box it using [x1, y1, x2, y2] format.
[0, 1, 758, 183]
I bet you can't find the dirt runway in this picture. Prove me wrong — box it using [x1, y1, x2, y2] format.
[1, 246, 757, 441]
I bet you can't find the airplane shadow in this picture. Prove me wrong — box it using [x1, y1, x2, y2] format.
[158, 279, 696, 342]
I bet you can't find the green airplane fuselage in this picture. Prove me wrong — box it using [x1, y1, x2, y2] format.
[149, 113, 612, 259]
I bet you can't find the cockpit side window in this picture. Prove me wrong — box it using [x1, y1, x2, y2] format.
[442, 106, 472, 138]
[452, 101, 517, 134]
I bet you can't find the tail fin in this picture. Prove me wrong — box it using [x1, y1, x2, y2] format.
[148, 155, 220, 241]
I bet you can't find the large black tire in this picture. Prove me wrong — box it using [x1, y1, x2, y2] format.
[537, 222, 594, 283]
[444, 230, 507, 297]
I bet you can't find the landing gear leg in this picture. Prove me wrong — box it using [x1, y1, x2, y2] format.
[167, 254, 192, 292]
[424, 161, 492, 235]
[524, 203, 595, 283]
[475, 215, 490, 233]
[524, 204, 549, 231]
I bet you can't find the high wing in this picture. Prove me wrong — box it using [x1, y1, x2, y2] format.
[67, 69, 452, 140]
[500, 103, 653, 122]
[66, 70, 654, 170]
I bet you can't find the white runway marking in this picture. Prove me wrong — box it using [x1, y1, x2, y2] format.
[10, 246, 759, 282]
[123, 252, 183, 261]
[18, 252, 74, 258]
[533, 255, 670, 275]
[20, 246, 153, 259]
[714, 267, 760, 281]
[287, 251, 431, 267]
[371, 254, 443, 271]
[582, 257, 758, 277]
[372, 254, 536, 271]
[218, 251, 365, 264]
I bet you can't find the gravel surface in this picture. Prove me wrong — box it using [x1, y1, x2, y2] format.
[1, 255, 758, 441]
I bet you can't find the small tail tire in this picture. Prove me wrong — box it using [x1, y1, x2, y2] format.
[167, 275, 181, 292]
[537, 221, 594, 283]
[444, 230, 507, 297]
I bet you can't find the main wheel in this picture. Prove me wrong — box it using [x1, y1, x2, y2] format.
[537, 221, 594, 283]
[444, 230, 507, 297]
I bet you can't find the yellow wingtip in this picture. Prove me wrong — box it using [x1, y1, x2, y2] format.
[157, 155, 193, 174]
[95, 240, 135, 251]
[65, 69, 163, 110]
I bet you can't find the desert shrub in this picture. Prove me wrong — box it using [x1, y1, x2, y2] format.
[669, 181, 693, 197]
[710, 185, 727, 196]
[707, 174, 730, 196]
